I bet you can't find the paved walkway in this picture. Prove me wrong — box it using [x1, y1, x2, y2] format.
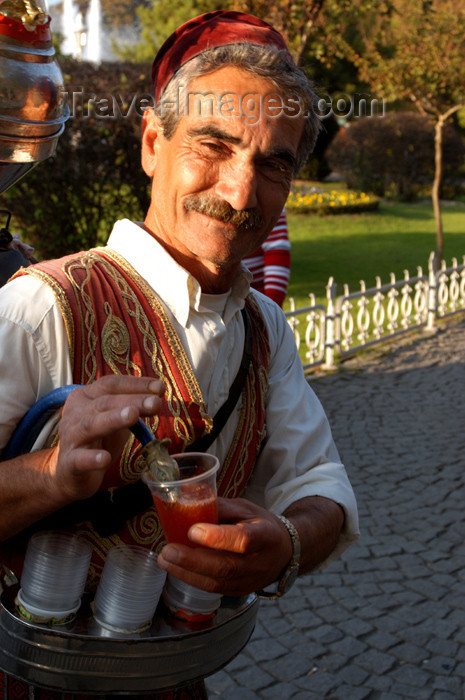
[206, 316, 465, 700]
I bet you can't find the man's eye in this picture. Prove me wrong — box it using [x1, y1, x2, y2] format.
[201, 141, 224, 153]
[263, 160, 288, 172]
[261, 161, 292, 181]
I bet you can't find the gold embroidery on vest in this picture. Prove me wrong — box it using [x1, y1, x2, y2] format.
[58, 250, 210, 447]
[97, 250, 213, 444]
[120, 432, 136, 481]
[127, 507, 162, 549]
[219, 369, 257, 498]
[93, 250, 212, 445]
[62, 254, 98, 383]
[102, 302, 141, 376]
[216, 295, 270, 498]
[101, 249, 207, 409]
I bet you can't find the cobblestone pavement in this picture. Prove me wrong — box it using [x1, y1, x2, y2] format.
[205, 316, 465, 700]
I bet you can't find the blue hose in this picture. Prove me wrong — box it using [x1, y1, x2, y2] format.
[3, 385, 155, 460]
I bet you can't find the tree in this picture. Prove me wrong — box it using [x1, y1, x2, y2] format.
[74, 0, 150, 28]
[326, 112, 464, 200]
[115, 0, 330, 67]
[331, 0, 465, 263]
[230, 0, 325, 65]
[115, 0, 227, 62]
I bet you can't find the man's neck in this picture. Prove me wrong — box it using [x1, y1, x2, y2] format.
[141, 221, 240, 294]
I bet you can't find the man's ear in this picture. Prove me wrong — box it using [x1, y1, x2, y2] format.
[141, 108, 163, 178]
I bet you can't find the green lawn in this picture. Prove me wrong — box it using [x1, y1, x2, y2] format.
[285, 200, 465, 311]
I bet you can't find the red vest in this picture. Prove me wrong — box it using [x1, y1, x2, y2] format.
[12, 248, 271, 587]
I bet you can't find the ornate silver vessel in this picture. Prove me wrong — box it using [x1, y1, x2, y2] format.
[0, 0, 69, 193]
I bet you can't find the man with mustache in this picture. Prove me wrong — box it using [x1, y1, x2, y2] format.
[0, 11, 359, 699]
[184, 193, 265, 230]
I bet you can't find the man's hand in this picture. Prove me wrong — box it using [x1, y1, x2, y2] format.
[49, 375, 164, 504]
[157, 494, 344, 596]
[0, 375, 164, 540]
[157, 497, 293, 596]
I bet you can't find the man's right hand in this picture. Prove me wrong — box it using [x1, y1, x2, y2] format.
[50, 375, 164, 503]
[0, 376, 164, 540]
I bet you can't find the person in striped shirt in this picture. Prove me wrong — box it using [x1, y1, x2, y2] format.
[242, 208, 290, 308]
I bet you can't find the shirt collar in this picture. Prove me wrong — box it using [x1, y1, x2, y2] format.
[106, 219, 252, 327]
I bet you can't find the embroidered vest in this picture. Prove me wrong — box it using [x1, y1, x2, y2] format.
[13, 248, 270, 587]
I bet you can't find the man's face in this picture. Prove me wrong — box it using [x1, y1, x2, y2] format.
[142, 65, 304, 291]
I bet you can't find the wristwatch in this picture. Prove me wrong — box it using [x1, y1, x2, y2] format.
[257, 515, 301, 599]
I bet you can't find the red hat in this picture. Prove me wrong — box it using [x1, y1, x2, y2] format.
[151, 11, 292, 101]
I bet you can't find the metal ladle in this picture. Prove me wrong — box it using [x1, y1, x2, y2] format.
[143, 438, 180, 483]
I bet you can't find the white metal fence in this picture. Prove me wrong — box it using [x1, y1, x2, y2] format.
[285, 252, 465, 372]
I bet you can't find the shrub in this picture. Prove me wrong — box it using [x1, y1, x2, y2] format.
[325, 111, 465, 201]
[297, 114, 340, 181]
[286, 185, 379, 215]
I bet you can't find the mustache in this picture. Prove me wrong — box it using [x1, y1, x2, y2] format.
[184, 194, 265, 231]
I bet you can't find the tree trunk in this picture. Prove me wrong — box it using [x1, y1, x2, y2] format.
[432, 117, 444, 266]
[431, 104, 464, 267]
[295, 0, 326, 66]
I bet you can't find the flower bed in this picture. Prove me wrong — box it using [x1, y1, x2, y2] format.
[286, 186, 380, 215]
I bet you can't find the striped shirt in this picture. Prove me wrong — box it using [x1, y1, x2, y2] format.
[242, 209, 290, 308]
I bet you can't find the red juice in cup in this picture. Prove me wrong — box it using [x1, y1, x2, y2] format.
[151, 481, 218, 546]
[143, 452, 220, 547]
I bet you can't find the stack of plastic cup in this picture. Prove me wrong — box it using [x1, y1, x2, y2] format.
[18, 531, 92, 624]
[93, 544, 166, 633]
[162, 574, 222, 624]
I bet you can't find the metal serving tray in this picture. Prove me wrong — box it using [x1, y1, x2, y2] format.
[0, 585, 259, 694]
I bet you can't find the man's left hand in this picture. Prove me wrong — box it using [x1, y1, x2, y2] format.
[156, 497, 292, 596]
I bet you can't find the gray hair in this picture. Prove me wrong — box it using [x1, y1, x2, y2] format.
[155, 43, 320, 173]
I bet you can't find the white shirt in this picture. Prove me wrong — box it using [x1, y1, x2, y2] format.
[0, 219, 359, 566]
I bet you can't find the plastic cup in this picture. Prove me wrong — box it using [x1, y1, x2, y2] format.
[162, 573, 222, 622]
[93, 544, 166, 633]
[19, 531, 92, 623]
[142, 452, 220, 547]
